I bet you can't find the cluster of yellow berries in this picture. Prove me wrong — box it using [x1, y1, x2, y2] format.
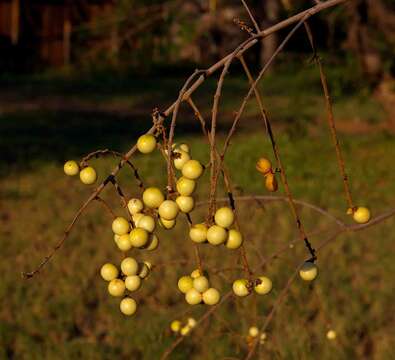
[64, 160, 97, 185]
[232, 276, 273, 297]
[178, 269, 221, 305]
[170, 317, 197, 336]
[256, 157, 278, 192]
[100, 257, 151, 316]
[246, 326, 267, 346]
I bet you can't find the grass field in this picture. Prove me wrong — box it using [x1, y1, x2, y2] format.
[1, 65, 395, 359]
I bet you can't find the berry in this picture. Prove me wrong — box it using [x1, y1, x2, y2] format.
[299, 261, 318, 281]
[181, 160, 204, 180]
[145, 234, 159, 251]
[256, 157, 272, 175]
[64, 160, 79, 176]
[187, 317, 197, 327]
[189, 223, 208, 243]
[158, 217, 176, 229]
[120, 297, 137, 316]
[249, 326, 259, 338]
[129, 228, 149, 248]
[112, 217, 130, 235]
[202, 288, 220, 305]
[137, 134, 156, 154]
[265, 173, 278, 192]
[260, 332, 267, 344]
[232, 279, 250, 297]
[225, 229, 243, 249]
[100, 263, 119, 281]
[132, 213, 144, 225]
[143, 187, 164, 208]
[170, 320, 182, 333]
[125, 275, 142, 291]
[193, 276, 209, 293]
[116, 234, 133, 251]
[173, 150, 191, 170]
[254, 276, 272, 295]
[185, 288, 202, 305]
[121, 257, 139, 276]
[108, 279, 126, 297]
[158, 200, 179, 220]
[79, 166, 97, 185]
[176, 196, 195, 213]
[176, 177, 196, 196]
[127, 198, 144, 215]
[190, 269, 202, 279]
[136, 215, 156, 233]
[178, 276, 194, 293]
[214, 207, 234, 228]
[180, 326, 191, 336]
[138, 262, 151, 279]
[353, 206, 371, 224]
[207, 225, 227, 245]
[179, 143, 190, 153]
[326, 330, 337, 340]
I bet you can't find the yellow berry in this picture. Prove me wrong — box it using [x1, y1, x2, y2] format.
[185, 288, 202, 305]
[181, 160, 204, 180]
[120, 297, 137, 316]
[127, 198, 143, 215]
[249, 326, 259, 337]
[158, 217, 176, 229]
[145, 234, 159, 251]
[108, 279, 125, 297]
[125, 275, 141, 291]
[260, 332, 267, 344]
[79, 166, 97, 185]
[178, 276, 194, 293]
[214, 207, 234, 228]
[63, 160, 79, 176]
[226, 229, 243, 249]
[129, 227, 149, 248]
[176, 196, 195, 213]
[143, 187, 164, 208]
[180, 325, 191, 336]
[254, 276, 272, 295]
[256, 157, 272, 175]
[176, 177, 196, 196]
[170, 320, 182, 333]
[116, 234, 133, 251]
[189, 223, 208, 243]
[265, 173, 278, 192]
[173, 150, 191, 170]
[137, 134, 156, 154]
[232, 279, 250, 297]
[202, 288, 220, 305]
[193, 276, 209, 293]
[100, 263, 118, 281]
[121, 257, 139, 276]
[158, 200, 179, 220]
[353, 206, 371, 224]
[326, 329, 337, 340]
[132, 213, 144, 225]
[190, 269, 202, 279]
[138, 262, 151, 279]
[112, 217, 130, 235]
[136, 215, 156, 233]
[187, 317, 197, 327]
[179, 143, 190, 153]
[299, 261, 318, 281]
[207, 225, 227, 245]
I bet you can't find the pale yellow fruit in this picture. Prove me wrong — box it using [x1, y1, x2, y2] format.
[326, 329, 337, 340]
[249, 326, 259, 338]
[189, 223, 208, 243]
[173, 150, 191, 170]
[158, 200, 179, 220]
[265, 173, 278, 192]
[116, 234, 133, 251]
[79, 166, 97, 185]
[202, 288, 220, 305]
[142, 187, 164, 208]
[170, 320, 182, 333]
[178, 276, 193, 293]
[214, 207, 234, 228]
[159, 217, 176, 229]
[129, 227, 149, 248]
[353, 206, 371, 224]
[108, 279, 125, 297]
[207, 225, 227, 245]
[127, 198, 143, 215]
[137, 134, 156, 154]
[185, 288, 202, 305]
[256, 157, 272, 175]
[63, 160, 79, 176]
[254, 276, 272, 295]
[190, 269, 202, 279]
[176, 196, 195, 213]
[132, 213, 144, 225]
[187, 317, 197, 328]
[181, 159, 204, 180]
[299, 261, 318, 281]
[100, 263, 118, 281]
[232, 279, 250, 297]
[138, 262, 151, 279]
[145, 234, 159, 251]
[179, 143, 190, 153]
[114, 234, 121, 243]
[112, 217, 130, 235]
[120, 257, 138, 276]
[193, 276, 209, 293]
[120, 297, 137, 316]
[226, 229, 243, 249]
[180, 326, 191, 336]
[136, 215, 156, 233]
[125, 275, 142, 291]
[176, 177, 196, 196]
[260, 332, 267, 344]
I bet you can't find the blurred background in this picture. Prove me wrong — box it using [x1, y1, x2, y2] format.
[1, 0, 395, 359]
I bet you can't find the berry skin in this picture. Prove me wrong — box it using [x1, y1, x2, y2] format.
[190, 269, 203, 279]
[143, 187, 164, 208]
[260, 332, 267, 344]
[326, 330, 337, 340]
[232, 279, 250, 297]
[159, 217, 176, 229]
[202, 288, 220, 305]
[129, 228, 149, 248]
[353, 206, 371, 224]
[249, 326, 259, 338]
[299, 261, 318, 281]
[179, 143, 190, 153]
[193, 276, 209, 293]
[138, 262, 151, 279]
[145, 234, 159, 251]
[207, 225, 227, 245]
[189, 223, 208, 243]
[132, 213, 144, 225]
[127, 198, 144, 215]
[100, 263, 119, 281]
[214, 207, 234, 228]
[173, 150, 191, 170]
[64, 160, 79, 176]
[185, 288, 203, 305]
[158, 200, 179, 220]
[180, 326, 191, 336]
[176, 177, 196, 196]
[121, 257, 139, 276]
[265, 173, 278, 192]
[181, 160, 204, 180]
[187, 317, 197, 328]
[170, 320, 182, 333]
[116, 234, 133, 251]
[120, 297, 137, 316]
[178, 276, 194, 293]
[256, 157, 272, 175]
[226, 229, 243, 249]
[79, 166, 97, 185]
[108, 279, 126, 297]
[176, 196, 195, 213]
[125, 275, 142, 291]
[137, 134, 156, 154]
[112, 217, 130, 235]
[254, 276, 272, 295]
[136, 215, 156, 233]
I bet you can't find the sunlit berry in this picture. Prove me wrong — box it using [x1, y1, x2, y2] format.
[181, 160, 204, 180]
[121, 257, 139, 276]
[79, 166, 97, 185]
[187, 317, 197, 328]
[214, 207, 234, 228]
[100, 263, 119, 281]
[112, 217, 130, 235]
[179, 143, 190, 153]
[232, 279, 250, 297]
[202, 288, 220, 305]
[136, 215, 156, 233]
[249, 326, 259, 338]
[207, 225, 227, 245]
[137, 134, 156, 154]
[185, 288, 202, 305]
[127, 198, 144, 215]
[145, 234, 159, 251]
[256, 157, 272, 175]
[176, 196, 195, 213]
[158, 200, 179, 220]
[353, 206, 371, 224]
[129, 227, 149, 248]
[190, 269, 203, 279]
[116, 234, 133, 251]
[326, 329, 337, 340]
[225, 229, 243, 249]
[189, 223, 208, 243]
[120, 297, 137, 316]
[170, 320, 182, 333]
[254, 276, 272, 295]
[173, 150, 191, 170]
[125, 275, 142, 292]
[299, 261, 318, 281]
[108, 279, 125, 297]
[178, 276, 194, 293]
[265, 173, 278, 192]
[260, 332, 267, 344]
[193, 276, 209, 293]
[132, 213, 144, 225]
[176, 177, 196, 196]
[180, 326, 191, 336]
[64, 160, 79, 176]
[158, 217, 176, 229]
[143, 187, 164, 208]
